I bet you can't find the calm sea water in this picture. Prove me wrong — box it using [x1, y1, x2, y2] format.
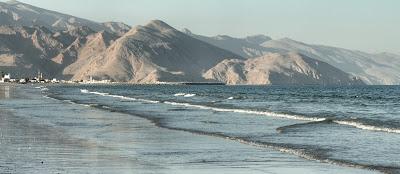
[1, 84, 399, 173]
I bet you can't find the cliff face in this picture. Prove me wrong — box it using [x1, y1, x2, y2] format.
[204, 52, 365, 85]
[68, 20, 242, 83]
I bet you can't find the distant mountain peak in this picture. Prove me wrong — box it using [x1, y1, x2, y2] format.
[214, 35, 233, 40]
[181, 28, 192, 35]
[278, 37, 306, 45]
[145, 20, 175, 32]
[245, 34, 272, 45]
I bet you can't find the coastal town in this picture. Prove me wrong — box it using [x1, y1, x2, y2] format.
[0, 71, 112, 84]
[1, 71, 60, 84]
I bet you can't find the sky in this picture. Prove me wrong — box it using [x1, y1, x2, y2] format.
[4, 0, 400, 54]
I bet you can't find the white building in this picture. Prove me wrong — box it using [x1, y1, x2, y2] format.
[1, 73, 11, 83]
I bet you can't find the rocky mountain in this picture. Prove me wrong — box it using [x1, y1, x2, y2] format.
[0, 0, 130, 35]
[0, 25, 62, 77]
[0, 24, 118, 78]
[62, 30, 118, 79]
[183, 31, 400, 85]
[0, 1, 396, 85]
[67, 20, 242, 83]
[182, 28, 275, 58]
[204, 52, 364, 85]
[261, 38, 400, 85]
[102, 22, 131, 36]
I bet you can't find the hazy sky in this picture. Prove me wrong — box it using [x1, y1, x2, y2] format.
[6, 0, 400, 54]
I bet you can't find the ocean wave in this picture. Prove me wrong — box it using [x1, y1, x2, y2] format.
[80, 89, 89, 93]
[154, 124, 396, 174]
[77, 100, 399, 174]
[163, 101, 325, 122]
[79, 89, 324, 122]
[334, 120, 400, 134]
[276, 118, 400, 135]
[63, 99, 76, 105]
[79, 89, 400, 135]
[81, 89, 159, 103]
[42, 94, 98, 108]
[42, 95, 58, 101]
[276, 120, 331, 133]
[174, 93, 186, 96]
[173, 93, 196, 97]
[184, 93, 196, 97]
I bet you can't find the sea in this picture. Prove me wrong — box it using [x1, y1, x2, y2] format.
[0, 84, 399, 174]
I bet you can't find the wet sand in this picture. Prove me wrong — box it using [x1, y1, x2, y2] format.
[0, 85, 380, 174]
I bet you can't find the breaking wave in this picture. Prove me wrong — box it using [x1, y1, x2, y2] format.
[174, 93, 196, 97]
[79, 89, 400, 134]
[81, 89, 324, 122]
[334, 120, 400, 134]
[163, 101, 325, 122]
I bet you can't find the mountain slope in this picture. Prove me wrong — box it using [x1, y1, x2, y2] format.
[0, 24, 119, 79]
[67, 20, 243, 83]
[0, 0, 130, 35]
[0, 25, 61, 77]
[0, 1, 397, 85]
[62, 30, 118, 79]
[182, 28, 276, 58]
[262, 38, 400, 85]
[184, 30, 400, 85]
[204, 52, 365, 85]
[102, 22, 131, 36]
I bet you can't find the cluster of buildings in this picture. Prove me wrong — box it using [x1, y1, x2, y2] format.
[1, 71, 113, 84]
[0, 71, 60, 84]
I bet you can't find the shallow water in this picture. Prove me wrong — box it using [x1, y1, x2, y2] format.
[1, 84, 398, 173]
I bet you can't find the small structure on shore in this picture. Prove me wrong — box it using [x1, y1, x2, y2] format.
[1, 73, 11, 83]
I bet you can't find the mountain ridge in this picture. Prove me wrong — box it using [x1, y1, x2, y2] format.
[204, 52, 364, 85]
[0, 1, 397, 85]
[0, 0, 131, 35]
[66, 19, 244, 83]
[183, 30, 400, 85]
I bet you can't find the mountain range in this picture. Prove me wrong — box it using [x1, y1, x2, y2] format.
[184, 30, 400, 85]
[0, 0, 398, 85]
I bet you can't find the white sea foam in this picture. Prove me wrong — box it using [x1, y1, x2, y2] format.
[40, 88, 49, 91]
[89, 91, 109, 96]
[163, 101, 325, 122]
[80, 89, 89, 93]
[174, 93, 186, 96]
[81, 89, 159, 103]
[63, 100, 75, 105]
[79, 89, 400, 135]
[140, 99, 160, 103]
[334, 120, 400, 134]
[67, 90, 389, 134]
[80, 89, 323, 121]
[183, 93, 196, 97]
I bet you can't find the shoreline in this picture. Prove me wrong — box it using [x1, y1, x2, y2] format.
[0, 85, 382, 174]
